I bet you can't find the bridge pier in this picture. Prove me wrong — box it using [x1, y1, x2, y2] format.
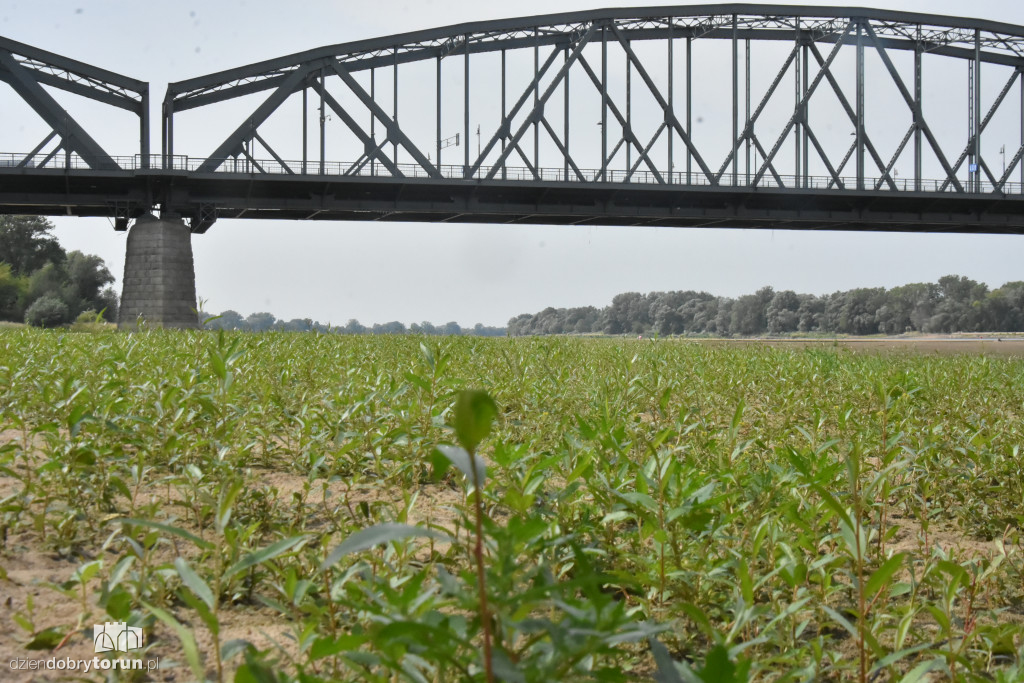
[118, 215, 198, 329]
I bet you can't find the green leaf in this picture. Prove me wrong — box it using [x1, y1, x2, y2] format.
[234, 654, 279, 683]
[865, 552, 906, 598]
[404, 371, 432, 392]
[649, 638, 684, 683]
[117, 518, 214, 550]
[216, 479, 244, 533]
[225, 535, 308, 580]
[177, 582, 220, 636]
[143, 600, 205, 681]
[453, 389, 497, 454]
[320, 523, 446, 572]
[26, 626, 65, 650]
[68, 404, 92, 437]
[811, 485, 853, 530]
[310, 634, 367, 661]
[175, 557, 216, 610]
[491, 648, 527, 683]
[434, 445, 486, 485]
[896, 658, 943, 683]
[730, 399, 745, 434]
[699, 645, 739, 682]
[821, 605, 860, 641]
[221, 638, 255, 662]
[72, 559, 102, 585]
[104, 588, 132, 621]
[870, 642, 934, 675]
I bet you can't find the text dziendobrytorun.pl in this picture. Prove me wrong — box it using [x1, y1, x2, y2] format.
[9, 657, 160, 673]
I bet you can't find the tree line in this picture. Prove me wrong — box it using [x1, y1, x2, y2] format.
[0, 216, 118, 326]
[204, 310, 507, 336]
[507, 275, 1024, 336]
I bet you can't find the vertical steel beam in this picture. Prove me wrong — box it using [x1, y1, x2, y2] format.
[436, 56, 441, 170]
[802, 41, 809, 187]
[732, 14, 738, 185]
[464, 36, 470, 177]
[563, 44, 569, 182]
[534, 29, 540, 175]
[794, 19, 800, 188]
[393, 46, 399, 170]
[914, 34, 922, 191]
[302, 84, 308, 174]
[371, 68, 377, 175]
[745, 38, 751, 185]
[1021, 69, 1023, 189]
[319, 67, 325, 175]
[162, 100, 172, 167]
[140, 86, 150, 168]
[668, 17, 674, 183]
[626, 42, 632, 173]
[973, 29, 981, 192]
[601, 24, 608, 180]
[687, 36, 692, 184]
[856, 19, 865, 191]
[504, 48, 509, 180]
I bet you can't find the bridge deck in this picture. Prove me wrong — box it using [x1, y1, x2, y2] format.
[2, 156, 1023, 234]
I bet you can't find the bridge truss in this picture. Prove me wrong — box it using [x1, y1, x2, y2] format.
[3, 4, 1024, 233]
[0, 35, 148, 170]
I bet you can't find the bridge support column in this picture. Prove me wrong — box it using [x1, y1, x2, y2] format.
[118, 214, 198, 329]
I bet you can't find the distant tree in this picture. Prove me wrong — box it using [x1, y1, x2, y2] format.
[0, 263, 28, 321]
[278, 318, 313, 332]
[442, 321, 462, 336]
[245, 312, 277, 331]
[687, 296, 719, 334]
[507, 313, 534, 336]
[372, 321, 406, 334]
[25, 262, 66, 308]
[62, 250, 115, 319]
[24, 294, 69, 327]
[565, 306, 599, 334]
[503, 274, 1024, 338]
[926, 275, 988, 332]
[651, 300, 682, 336]
[533, 307, 564, 335]
[605, 292, 647, 334]
[343, 319, 366, 334]
[730, 287, 773, 335]
[96, 287, 119, 321]
[984, 282, 1024, 331]
[714, 298, 734, 336]
[0, 215, 65, 277]
[205, 309, 245, 330]
[796, 294, 825, 332]
[766, 290, 801, 334]
[839, 288, 886, 335]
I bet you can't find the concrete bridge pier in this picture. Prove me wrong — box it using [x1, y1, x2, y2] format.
[118, 214, 199, 329]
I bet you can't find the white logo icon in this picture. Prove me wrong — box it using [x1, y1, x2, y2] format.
[93, 622, 144, 653]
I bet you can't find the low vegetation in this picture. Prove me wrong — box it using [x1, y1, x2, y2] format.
[1, 330, 1022, 681]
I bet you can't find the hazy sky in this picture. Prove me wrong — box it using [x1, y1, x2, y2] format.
[3, 1, 1023, 326]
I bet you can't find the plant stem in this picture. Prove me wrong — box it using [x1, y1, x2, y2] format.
[468, 446, 494, 683]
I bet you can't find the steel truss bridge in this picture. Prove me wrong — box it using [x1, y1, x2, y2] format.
[3, 4, 1024, 234]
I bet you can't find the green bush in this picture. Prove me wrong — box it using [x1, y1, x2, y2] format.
[70, 308, 114, 332]
[24, 294, 69, 327]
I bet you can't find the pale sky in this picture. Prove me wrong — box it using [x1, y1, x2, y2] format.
[2, 1, 1023, 326]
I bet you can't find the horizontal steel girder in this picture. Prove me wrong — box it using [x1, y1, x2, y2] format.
[3, 167, 1024, 235]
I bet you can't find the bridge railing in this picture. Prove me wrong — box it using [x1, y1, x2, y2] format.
[2, 151, 1021, 196]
